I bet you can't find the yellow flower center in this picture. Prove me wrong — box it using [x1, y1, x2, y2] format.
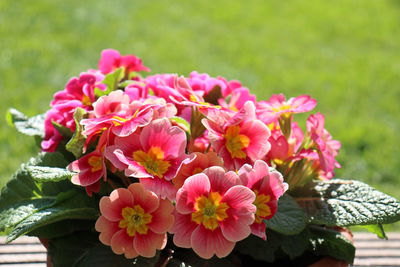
[272, 103, 291, 113]
[82, 95, 92, 106]
[224, 126, 250, 159]
[119, 205, 152, 236]
[88, 156, 102, 172]
[191, 192, 229, 230]
[133, 146, 171, 178]
[253, 190, 271, 223]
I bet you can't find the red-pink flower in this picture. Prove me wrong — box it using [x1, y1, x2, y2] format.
[41, 72, 105, 152]
[257, 94, 316, 124]
[95, 183, 174, 259]
[202, 101, 271, 171]
[170, 166, 256, 259]
[238, 160, 288, 240]
[105, 118, 188, 200]
[98, 49, 150, 75]
[307, 113, 341, 179]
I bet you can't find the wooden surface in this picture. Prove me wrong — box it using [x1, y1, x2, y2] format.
[0, 233, 399, 266]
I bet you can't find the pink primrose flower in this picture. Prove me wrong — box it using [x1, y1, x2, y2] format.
[218, 87, 256, 112]
[98, 49, 150, 75]
[105, 118, 188, 200]
[68, 150, 105, 196]
[172, 152, 224, 189]
[238, 160, 288, 240]
[306, 113, 341, 178]
[41, 72, 105, 152]
[95, 183, 174, 259]
[257, 94, 317, 124]
[170, 166, 256, 259]
[202, 101, 271, 171]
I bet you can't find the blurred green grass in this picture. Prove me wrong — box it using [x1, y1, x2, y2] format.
[1, 0, 399, 230]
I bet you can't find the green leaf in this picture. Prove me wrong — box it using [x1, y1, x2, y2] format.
[280, 230, 310, 259]
[308, 226, 355, 264]
[295, 179, 400, 227]
[359, 224, 387, 239]
[265, 194, 306, 235]
[0, 152, 95, 240]
[94, 67, 124, 97]
[52, 120, 74, 138]
[170, 116, 190, 134]
[6, 190, 98, 242]
[28, 219, 95, 239]
[235, 231, 281, 262]
[48, 231, 136, 267]
[26, 166, 76, 182]
[66, 107, 87, 158]
[6, 108, 45, 137]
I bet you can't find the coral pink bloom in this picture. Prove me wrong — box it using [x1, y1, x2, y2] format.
[105, 118, 188, 200]
[172, 152, 224, 189]
[238, 160, 288, 240]
[202, 101, 271, 171]
[95, 183, 174, 259]
[98, 49, 150, 75]
[307, 113, 341, 178]
[170, 167, 256, 259]
[257, 94, 317, 124]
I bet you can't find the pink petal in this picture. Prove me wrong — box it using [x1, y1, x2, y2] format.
[99, 188, 134, 221]
[148, 199, 175, 234]
[191, 226, 235, 259]
[127, 183, 159, 213]
[250, 222, 267, 240]
[203, 167, 241, 194]
[95, 216, 120, 245]
[175, 173, 210, 214]
[134, 231, 166, 257]
[140, 178, 177, 201]
[110, 229, 138, 259]
[170, 212, 198, 248]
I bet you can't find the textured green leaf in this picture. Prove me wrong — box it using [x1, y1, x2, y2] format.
[308, 226, 355, 264]
[28, 219, 95, 239]
[265, 194, 306, 235]
[49, 231, 134, 267]
[0, 152, 92, 240]
[26, 166, 75, 182]
[6, 108, 45, 137]
[94, 67, 124, 97]
[6, 190, 98, 242]
[296, 179, 400, 227]
[360, 224, 387, 239]
[66, 107, 87, 158]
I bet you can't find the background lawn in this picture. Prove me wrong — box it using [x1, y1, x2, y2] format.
[1, 0, 399, 230]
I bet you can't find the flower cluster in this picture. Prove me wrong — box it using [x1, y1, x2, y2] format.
[43, 49, 341, 259]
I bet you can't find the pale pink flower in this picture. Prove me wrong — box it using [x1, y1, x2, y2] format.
[202, 101, 271, 171]
[257, 94, 316, 124]
[170, 166, 256, 259]
[95, 183, 174, 259]
[238, 160, 288, 240]
[98, 49, 150, 75]
[105, 118, 188, 200]
[218, 87, 256, 112]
